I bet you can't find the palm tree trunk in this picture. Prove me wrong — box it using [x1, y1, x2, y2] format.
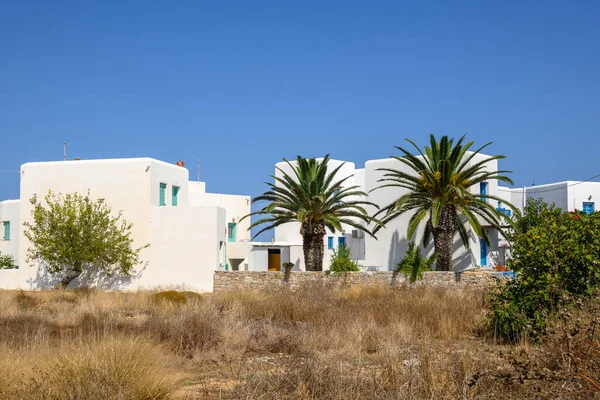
[432, 206, 456, 271]
[302, 222, 326, 271]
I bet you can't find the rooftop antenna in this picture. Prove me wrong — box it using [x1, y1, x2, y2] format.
[63, 142, 67, 161]
[531, 178, 535, 186]
[197, 157, 200, 182]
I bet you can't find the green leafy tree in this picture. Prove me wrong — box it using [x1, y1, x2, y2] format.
[487, 200, 600, 342]
[0, 252, 17, 269]
[23, 191, 149, 289]
[396, 242, 435, 283]
[329, 243, 361, 273]
[242, 155, 379, 271]
[373, 134, 514, 271]
[508, 197, 556, 239]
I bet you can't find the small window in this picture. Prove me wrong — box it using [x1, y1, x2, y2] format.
[2, 221, 9, 241]
[159, 183, 167, 206]
[480, 182, 488, 201]
[496, 201, 512, 217]
[172, 186, 180, 206]
[228, 223, 237, 242]
[327, 236, 334, 249]
[583, 202, 595, 215]
[338, 236, 346, 247]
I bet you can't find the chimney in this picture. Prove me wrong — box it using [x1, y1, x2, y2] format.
[176, 160, 185, 167]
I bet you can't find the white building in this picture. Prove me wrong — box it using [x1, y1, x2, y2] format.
[0, 157, 251, 292]
[269, 153, 508, 272]
[499, 181, 600, 215]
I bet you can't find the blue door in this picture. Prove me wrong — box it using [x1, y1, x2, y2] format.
[480, 182, 488, 201]
[480, 239, 487, 267]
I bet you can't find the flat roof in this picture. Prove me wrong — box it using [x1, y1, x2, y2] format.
[21, 157, 183, 170]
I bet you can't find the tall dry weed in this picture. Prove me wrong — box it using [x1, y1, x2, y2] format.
[0, 336, 176, 400]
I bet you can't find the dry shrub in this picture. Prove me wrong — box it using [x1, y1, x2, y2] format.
[478, 297, 600, 398]
[153, 290, 202, 305]
[0, 336, 176, 400]
[72, 286, 96, 299]
[0, 314, 48, 348]
[247, 319, 304, 354]
[145, 303, 222, 357]
[47, 290, 79, 304]
[14, 290, 40, 309]
[231, 345, 509, 399]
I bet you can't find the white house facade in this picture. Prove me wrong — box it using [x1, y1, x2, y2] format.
[0, 157, 251, 292]
[504, 181, 600, 214]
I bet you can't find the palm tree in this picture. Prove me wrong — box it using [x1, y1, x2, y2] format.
[372, 134, 514, 271]
[242, 155, 379, 271]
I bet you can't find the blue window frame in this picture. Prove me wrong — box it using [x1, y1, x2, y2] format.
[338, 236, 346, 247]
[480, 239, 487, 267]
[496, 201, 512, 217]
[2, 221, 9, 241]
[480, 182, 488, 201]
[172, 186, 179, 206]
[159, 183, 167, 206]
[583, 202, 595, 214]
[327, 236, 334, 249]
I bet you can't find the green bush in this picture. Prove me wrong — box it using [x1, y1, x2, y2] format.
[486, 199, 600, 342]
[396, 243, 434, 283]
[0, 252, 17, 269]
[329, 244, 361, 273]
[153, 290, 202, 305]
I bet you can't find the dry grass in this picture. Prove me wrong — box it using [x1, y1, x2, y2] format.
[0, 283, 597, 399]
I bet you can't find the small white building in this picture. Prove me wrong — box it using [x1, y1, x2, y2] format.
[499, 181, 600, 215]
[0, 157, 251, 292]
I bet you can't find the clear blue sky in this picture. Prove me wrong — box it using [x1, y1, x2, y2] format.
[2, 1, 599, 238]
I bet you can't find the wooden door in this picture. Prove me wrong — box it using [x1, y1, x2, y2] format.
[268, 249, 281, 271]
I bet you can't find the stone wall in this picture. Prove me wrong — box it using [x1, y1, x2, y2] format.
[213, 269, 501, 292]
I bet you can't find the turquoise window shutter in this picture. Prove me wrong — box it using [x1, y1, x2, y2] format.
[327, 236, 333, 249]
[338, 236, 346, 247]
[3, 221, 9, 240]
[228, 223, 237, 242]
[159, 183, 166, 206]
[172, 186, 179, 206]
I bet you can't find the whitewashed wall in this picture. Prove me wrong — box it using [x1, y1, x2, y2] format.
[525, 182, 569, 211]
[188, 189, 251, 241]
[146, 206, 225, 292]
[569, 182, 600, 212]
